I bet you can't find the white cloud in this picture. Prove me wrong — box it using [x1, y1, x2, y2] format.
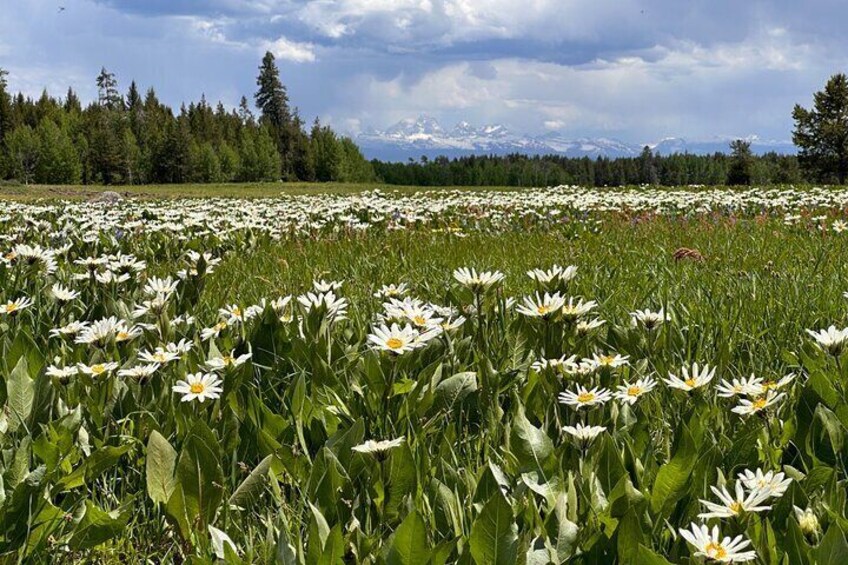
[262, 37, 317, 63]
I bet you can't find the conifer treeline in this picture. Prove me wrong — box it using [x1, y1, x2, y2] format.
[0, 53, 376, 185]
[370, 148, 802, 188]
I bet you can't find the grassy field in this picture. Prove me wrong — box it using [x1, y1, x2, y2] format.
[0, 181, 539, 200]
[1, 188, 847, 563]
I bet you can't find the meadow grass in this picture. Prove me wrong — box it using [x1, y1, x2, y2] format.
[205, 217, 848, 379]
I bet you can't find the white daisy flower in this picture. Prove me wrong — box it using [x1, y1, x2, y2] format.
[173, 373, 224, 403]
[679, 523, 757, 563]
[664, 363, 716, 392]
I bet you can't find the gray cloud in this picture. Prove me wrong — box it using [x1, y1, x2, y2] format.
[1, 0, 845, 143]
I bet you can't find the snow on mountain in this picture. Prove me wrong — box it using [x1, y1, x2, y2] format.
[354, 115, 796, 161]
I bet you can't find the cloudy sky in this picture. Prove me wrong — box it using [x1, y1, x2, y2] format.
[0, 0, 843, 143]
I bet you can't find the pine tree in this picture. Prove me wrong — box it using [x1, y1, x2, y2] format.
[96, 67, 122, 110]
[127, 81, 142, 112]
[0, 67, 11, 141]
[726, 140, 753, 185]
[64, 87, 81, 113]
[254, 52, 291, 131]
[793, 73, 848, 183]
[254, 52, 291, 174]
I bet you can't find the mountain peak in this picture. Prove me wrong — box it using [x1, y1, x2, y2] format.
[355, 117, 795, 161]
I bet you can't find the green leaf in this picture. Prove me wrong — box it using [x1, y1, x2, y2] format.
[387, 510, 430, 565]
[58, 445, 132, 491]
[229, 455, 274, 509]
[616, 508, 643, 563]
[553, 492, 579, 561]
[172, 421, 224, 534]
[274, 527, 299, 565]
[69, 500, 130, 550]
[432, 372, 477, 412]
[6, 355, 33, 432]
[633, 544, 675, 565]
[385, 443, 417, 520]
[509, 406, 554, 475]
[306, 503, 331, 565]
[469, 490, 518, 565]
[146, 431, 177, 504]
[650, 425, 696, 515]
[320, 525, 345, 565]
[810, 525, 848, 564]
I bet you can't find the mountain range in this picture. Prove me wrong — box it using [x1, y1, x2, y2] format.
[354, 115, 796, 162]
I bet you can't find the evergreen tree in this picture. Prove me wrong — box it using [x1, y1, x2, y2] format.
[793, 73, 848, 183]
[726, 140, 753, 185]
[127, 81, 142, 112]
[238, 96, 255, 125]
[0, 68, 11, 141]
[64, 87, 82, 113]
[638, 146, 659, 184]
[254, 52, 291, 131]
[254, 51, 291, 173]
[96, 67, 122, 110]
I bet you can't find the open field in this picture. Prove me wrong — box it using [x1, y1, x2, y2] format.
[0, 182, 544, 201]
[1, 186, 848, 563]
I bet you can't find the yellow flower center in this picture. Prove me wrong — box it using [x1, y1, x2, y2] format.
[577, 392, 595, 403]
[91, 364, 105, 375]
[5, 303, 18, 313]
[190, 382, 205, 394]
[215, 321, 227, 330]
[729, 501, 744, 514]
[231, 307, 241, 317]
[761, 381, 774, 390]
[705, 542, 727, 559]
[117, 331, 129, 341]
[222, 355, 233, 365]
[386, 337, 404, 349]
[627, 386, 641, 397]
[600, 355, 615, 365]
[684, 378, 697, 388]
[413, 315, 427, 326]
[752, 397, 768, 410]
[537, 305, 551, 315]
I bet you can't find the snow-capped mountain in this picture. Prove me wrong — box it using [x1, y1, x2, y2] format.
[354, 116, 796, 161]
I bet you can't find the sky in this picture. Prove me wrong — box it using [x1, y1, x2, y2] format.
[0, 0, 845, 143]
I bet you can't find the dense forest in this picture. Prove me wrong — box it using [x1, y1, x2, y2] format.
[371, 146, 801, 188]
[2, 58, 848, 187]
[0, 53, 376, 185]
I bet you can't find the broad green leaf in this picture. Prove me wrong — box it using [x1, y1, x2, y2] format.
[385, 443, 417, 520]
[229, 454, 274, 508]
[432, 372, 477, 412]
[306, 503, 332, 565]
[509, 406, 554, 475]
[146, 431, 177, 504]
[387, 510, 429, 565]
[172, 421, 224, 534]
[633, 544, 675, 565]
[6, 356, 33, 432]
[650, 425, 696, 515]
[69, 500, 130, 550]
[469, 490, 518, 565]
[59, 445, 132, 491]
[810, 525, 848, 564]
